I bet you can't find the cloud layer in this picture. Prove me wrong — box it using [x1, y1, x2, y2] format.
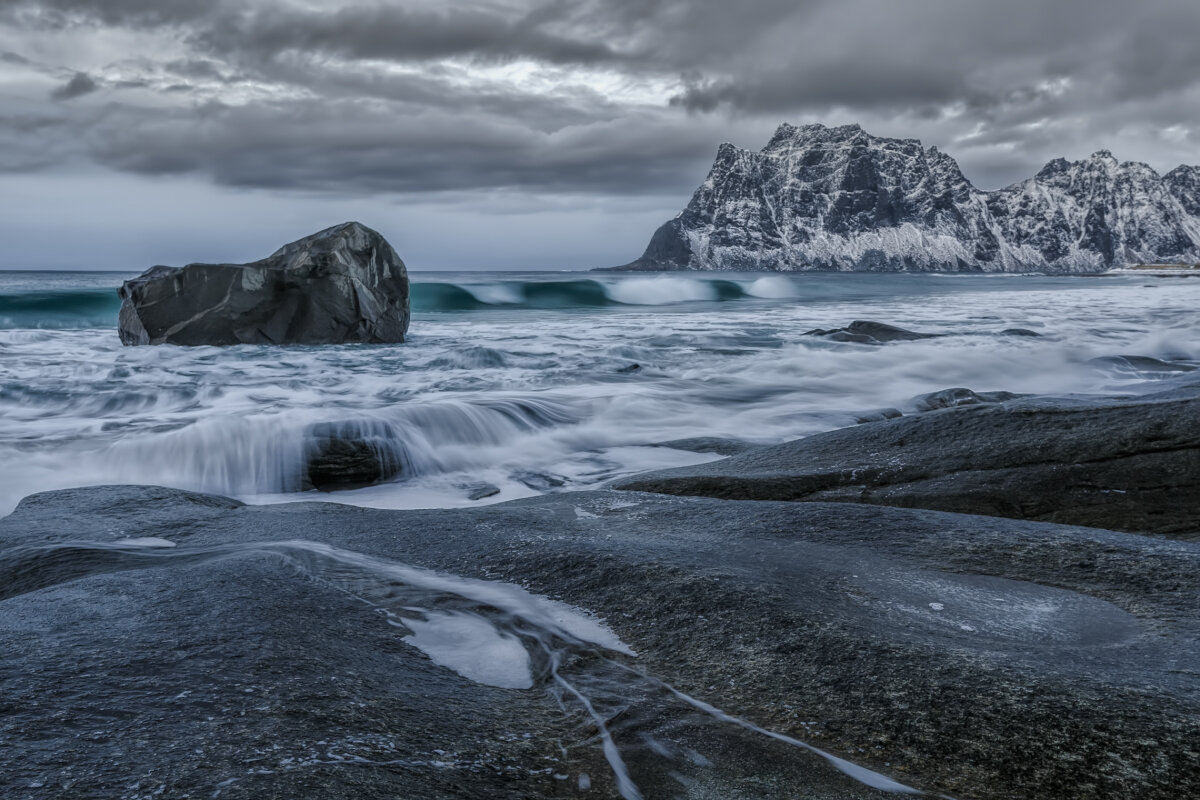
[1, 0, 1199, 266]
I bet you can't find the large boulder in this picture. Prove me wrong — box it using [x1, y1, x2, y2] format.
[118, 222, 409, 346]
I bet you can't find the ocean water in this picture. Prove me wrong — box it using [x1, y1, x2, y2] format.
[1, 268, 1198, 516]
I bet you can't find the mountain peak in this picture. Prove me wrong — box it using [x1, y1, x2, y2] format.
[623, 121, 1200, 273]
[765, 122, 871, 152]
[1036, 157, 1072, 179]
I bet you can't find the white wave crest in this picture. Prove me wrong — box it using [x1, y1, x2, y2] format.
[605, 277, 717, 305]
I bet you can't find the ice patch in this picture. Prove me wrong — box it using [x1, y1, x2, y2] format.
[114, 537, 177, 548]
[401, 610, 533, 690]
[278, 541, 637, 658]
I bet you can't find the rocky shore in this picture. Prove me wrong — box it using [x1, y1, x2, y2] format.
[2, 371, 1199, 799]
[616, 373, 1200, 539]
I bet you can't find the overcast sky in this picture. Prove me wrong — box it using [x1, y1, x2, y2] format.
[2, 0, 1199, 270]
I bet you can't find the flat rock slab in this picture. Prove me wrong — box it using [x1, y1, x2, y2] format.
[2, 486, 1198, 799]
[616, 385, 1200, 538]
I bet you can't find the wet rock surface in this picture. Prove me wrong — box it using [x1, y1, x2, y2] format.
[804, 320, 940, 344]
[1088, 354, 1198, 375]
[118, 222, 409, 346]
[2, 486, 1198, 800]
[303, 421, 406, 491]
[616, 379, 1200, 538]
[911, 387, 1025, 412]
[457, 481, 502, 500]
[652, 436, 762, 456]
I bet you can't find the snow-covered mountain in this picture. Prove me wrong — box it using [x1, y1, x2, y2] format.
[621, 123, 1200, 272]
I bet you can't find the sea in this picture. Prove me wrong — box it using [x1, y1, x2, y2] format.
[2, 269, 1197, 516]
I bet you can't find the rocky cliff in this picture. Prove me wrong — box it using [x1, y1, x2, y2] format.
[622, 123, 1200, 272]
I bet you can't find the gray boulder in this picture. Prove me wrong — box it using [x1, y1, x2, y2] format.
[118, 222, 409, 346]
[615, 385, 1200, 538]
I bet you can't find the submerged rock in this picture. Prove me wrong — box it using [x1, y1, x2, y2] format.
[1, 485, 1197, 799]
[652, 436, 761, 456]
[911, 387, 1024, 412]
[804, 320, 940, 344]
[118, 222, 409, 346]
[457, 481, 501, 501]
[1088, 354, 1198, 374]
[303, 421, 405, 491]
[512, 470, 567, 491]
[852, 408, 904, 424]
[615, 386, 1200, 538]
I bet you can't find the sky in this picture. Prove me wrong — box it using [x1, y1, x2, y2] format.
[2, 0, 1199, 271]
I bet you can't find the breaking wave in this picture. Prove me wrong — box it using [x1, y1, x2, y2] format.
[0, 289, 122, 329]
[0, 276, 788, 329]
[2, 269, 1198, 514]
[410, 276, 755, 312]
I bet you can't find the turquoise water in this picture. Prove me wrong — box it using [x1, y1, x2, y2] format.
[1, 268, 1197, 514]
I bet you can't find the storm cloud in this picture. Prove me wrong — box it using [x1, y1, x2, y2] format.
[49, 70, 96, 99]
[1, 0, 1199, 267]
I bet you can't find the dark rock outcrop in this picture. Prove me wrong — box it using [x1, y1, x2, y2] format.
[911, 387, 1024, 412]
[618, 123, 1200, 272]
[1, 485, 1198, 799]
[805, 319, 940, 344]
[615, 384, 1200, 538]
[457, 481, 501, 500]
[852, 408, 904, 424]
[303, 421, 406, 491]
[118, 222, 409, 346]
[652, 436, 761, 456]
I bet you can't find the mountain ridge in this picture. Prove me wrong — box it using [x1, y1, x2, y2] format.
[618, 123, 1200, 272]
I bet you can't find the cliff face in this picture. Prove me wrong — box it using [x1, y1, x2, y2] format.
[623, 123, 1200, 272]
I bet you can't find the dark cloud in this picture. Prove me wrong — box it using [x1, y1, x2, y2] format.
[2, 0, 1200, 201]
[0, 0, 213, 28]
[49, 70, 96, 100]
[81, 98, 721, 197]
[194, 5, 621, 68]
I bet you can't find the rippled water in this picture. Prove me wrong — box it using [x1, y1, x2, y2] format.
[2, 269, 1198, 514]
